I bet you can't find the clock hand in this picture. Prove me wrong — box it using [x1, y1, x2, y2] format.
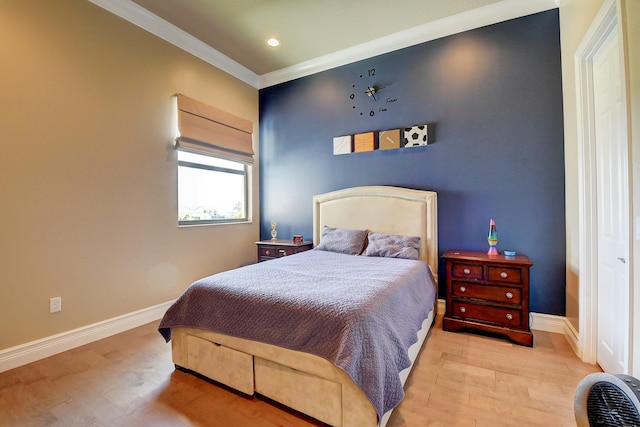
[365, 86, 377, 101]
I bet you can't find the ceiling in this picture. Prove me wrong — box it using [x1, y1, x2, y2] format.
[91, 0, 559, 88]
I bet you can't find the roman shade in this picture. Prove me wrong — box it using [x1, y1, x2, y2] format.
[174, 94, 254, 164]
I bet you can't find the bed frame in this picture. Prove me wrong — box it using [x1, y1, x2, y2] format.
[170, 186, 438, 427]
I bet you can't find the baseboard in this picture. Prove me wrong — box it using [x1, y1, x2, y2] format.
[1, 300, 584, 374]
[530, 312, 568, 333]
[531, 312, 582, 359]
[0, 300, 174, 373]
[559, 316, 582, 359]
[439, 299, 583, 358]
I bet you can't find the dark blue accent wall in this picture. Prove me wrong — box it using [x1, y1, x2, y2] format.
[258, 10, 565, 316]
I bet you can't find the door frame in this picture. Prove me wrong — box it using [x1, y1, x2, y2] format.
[576, 0, 632, 368]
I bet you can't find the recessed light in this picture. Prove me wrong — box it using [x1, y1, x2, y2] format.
[267, 38, 280, 47]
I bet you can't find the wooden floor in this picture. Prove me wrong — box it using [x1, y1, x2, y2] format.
[0, 315, 600, 427]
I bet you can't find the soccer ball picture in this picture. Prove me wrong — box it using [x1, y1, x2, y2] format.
[403, 125, 429, 147]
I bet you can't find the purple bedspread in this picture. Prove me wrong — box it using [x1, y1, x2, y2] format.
[158, 249, 436, 418]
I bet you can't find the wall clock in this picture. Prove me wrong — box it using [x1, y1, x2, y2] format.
[349, 68, 397, 117]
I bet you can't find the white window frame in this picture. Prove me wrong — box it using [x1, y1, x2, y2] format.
[177, 150, 249, 226]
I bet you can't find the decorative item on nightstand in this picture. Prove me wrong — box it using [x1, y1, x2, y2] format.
[292, 235, 303, 244]
[487, 218, 498, 255]
[270, 220, 278, 240]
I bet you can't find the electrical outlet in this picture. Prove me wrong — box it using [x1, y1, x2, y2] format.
[50, 297, 62, 313]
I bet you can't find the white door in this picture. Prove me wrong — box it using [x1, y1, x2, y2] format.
[593, 28, 630, 374]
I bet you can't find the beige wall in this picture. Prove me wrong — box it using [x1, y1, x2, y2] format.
[0, 0, 259, 349]
[560, 0, 639, 372]
[558, 0, 606, 333]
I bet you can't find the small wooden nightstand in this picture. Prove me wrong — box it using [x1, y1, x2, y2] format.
[255, 239, 313, 262]
[442, 250, 534, 346]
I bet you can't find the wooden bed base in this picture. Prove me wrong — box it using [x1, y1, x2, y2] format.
[169, 186, 438, 426]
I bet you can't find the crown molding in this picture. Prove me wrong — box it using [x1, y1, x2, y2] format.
[87, 0, 260, 88]
[259, 0, 559, 88]
[88, 0, 558, 90]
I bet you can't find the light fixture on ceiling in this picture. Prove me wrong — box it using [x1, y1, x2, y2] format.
[267, 38, 280, 47]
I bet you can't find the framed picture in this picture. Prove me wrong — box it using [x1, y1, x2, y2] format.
[333, 135, 352, 155]
[354, 132, 375, 152]
[379, 129, 401, 150]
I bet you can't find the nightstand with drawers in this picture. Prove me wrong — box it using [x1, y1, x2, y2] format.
[256, 239, 313, 262]
[442, 250, 534, 346]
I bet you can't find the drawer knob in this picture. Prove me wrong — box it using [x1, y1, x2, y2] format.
[279, 249, 288, 256]
[506, 313, 513, 320]
[463, 268, 471, 274]
[265, 250, 270, 255]
[505, 292, 513, 299]
[459, 286, 466, 293]
[460, 307, 466, 313]
[500, 271, 508, 279]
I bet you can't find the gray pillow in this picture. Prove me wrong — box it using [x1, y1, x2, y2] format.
[363, 232, 420, 260]
[315, 226, 368, 255]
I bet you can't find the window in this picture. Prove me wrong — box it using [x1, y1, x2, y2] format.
[178, 151, 248, 225]
[172, 94, 254, 226]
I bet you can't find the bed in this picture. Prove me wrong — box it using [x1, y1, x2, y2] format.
[159, 185, 438, 427]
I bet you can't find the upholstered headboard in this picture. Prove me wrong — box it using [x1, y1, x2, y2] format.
[312, 186, 438, 277]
